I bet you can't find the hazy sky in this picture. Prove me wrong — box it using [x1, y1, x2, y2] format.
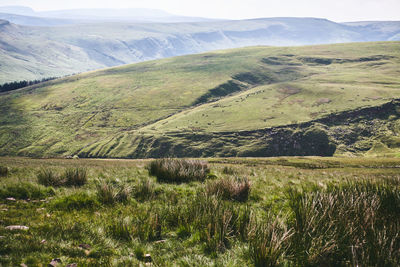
[0, 0, 399, 22]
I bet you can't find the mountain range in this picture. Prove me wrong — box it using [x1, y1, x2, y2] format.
[0, 6, 399, 83]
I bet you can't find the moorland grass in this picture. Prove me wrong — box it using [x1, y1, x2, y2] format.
[0, 165, 8, 176]
[50, 191, 99, 211]
[37, 168, 63, 187]
[205, 176, 251, 202]
[37, 167, 87, 187]
[63, 168, 88, 187]
[133, 178, 156, 201]
[0, 182, 54, 200]
[0, 157, 399, 266]
[96, 181, 131, 205]
[148, 158, 210, 183]
[285, 179, 400, 266]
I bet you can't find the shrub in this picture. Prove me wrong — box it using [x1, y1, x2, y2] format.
[148, 158, 210, 183]
[0, 182, 55, 199]
[96, 181, 131, 205]
[205, 177, 251, 202]
[51, 192, 98, 210]
[0, 166, 8, 176]
[64, 168, 88, 187]
[37, 168, 63, 187]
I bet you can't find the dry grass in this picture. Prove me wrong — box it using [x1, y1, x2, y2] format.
[148, 158, 210, 183]
[205, 177, 251, 202]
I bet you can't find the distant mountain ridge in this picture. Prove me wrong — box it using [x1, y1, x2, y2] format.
[0, 13, 80, 26]
[0, 6, 399, 83]
[0, 5, 217, 25]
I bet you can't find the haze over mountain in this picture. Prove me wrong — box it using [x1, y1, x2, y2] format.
[1, 10, 400, 84]
[0, 5, 215, 25]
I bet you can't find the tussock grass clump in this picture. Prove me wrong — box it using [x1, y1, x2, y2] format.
[107, 217, 133, 241]
[37, 167, 88, 187]
[249, 217, 293, 267]
[191, 193, 252, 254]
[0, 182, 55, 199]
[64, 167, 87, 187]
[205, 177, 251, 202]
[37, 168, 63, 187]
[286, 178, 400, 267]
[0, 166, 8, 176]
[96, 181, 131, 205]
[51, 192, 98, 210]
[161, 192, 252, 254]
[134, 178, 155, 201]
[108, 211, 162, 242]
[148, 158, 210, 183]
[222, 166, 237, 175]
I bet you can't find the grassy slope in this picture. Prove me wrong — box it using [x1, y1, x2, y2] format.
[147, 43, 400, 132]
[1, 42, 400, 157]
[0, 21, 102, 83]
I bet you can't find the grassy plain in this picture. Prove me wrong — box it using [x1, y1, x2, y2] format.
[1, 42, 400, 158]
[0, 156, 399, 266]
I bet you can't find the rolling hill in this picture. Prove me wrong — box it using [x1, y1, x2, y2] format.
[1, 42, 400, 158]
[0, 16, 400, 84]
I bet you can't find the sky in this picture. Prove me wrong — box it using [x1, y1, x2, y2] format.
[0, 0, 399, 22]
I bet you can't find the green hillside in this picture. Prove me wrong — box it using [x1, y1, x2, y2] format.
[1, 42, 400, 158]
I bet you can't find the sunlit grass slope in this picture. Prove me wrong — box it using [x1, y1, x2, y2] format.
[1, 42, 400, 157]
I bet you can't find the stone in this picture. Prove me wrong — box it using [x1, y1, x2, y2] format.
[5, 225, 29, 230]
[78, 243, 91, 249]
[48, 258, 62, 267]
[144, 253, 152, 262]
[6, 197, 16, 201]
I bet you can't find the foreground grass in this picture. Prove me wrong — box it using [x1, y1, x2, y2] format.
[0, 157, 399, 266]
